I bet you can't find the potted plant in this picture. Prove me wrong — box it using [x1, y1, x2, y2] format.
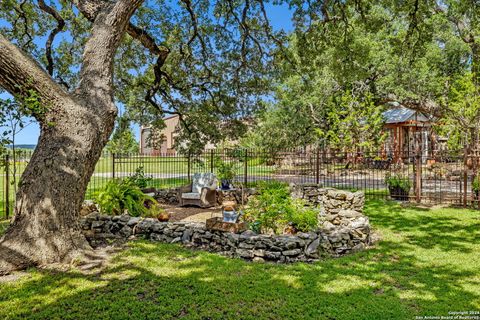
[216, 161, 236, 190]
[385, 173, 412, 201]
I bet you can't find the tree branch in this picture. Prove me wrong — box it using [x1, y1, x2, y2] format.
[0, 33, 69, 113]
[12, 0, 33, 48]
[72, 0, 169, 58]
[70, 0, 104, 21]
[125, 23, 170, 57]
[37, 0, 66, 76]
[77, 0, 145, 102]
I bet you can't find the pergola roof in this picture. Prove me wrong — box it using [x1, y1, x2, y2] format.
[383, 106, 430, 124]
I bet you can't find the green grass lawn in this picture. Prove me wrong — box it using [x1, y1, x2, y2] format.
[1, 200, 479, 319]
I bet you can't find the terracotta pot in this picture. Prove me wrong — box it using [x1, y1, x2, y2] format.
[284, 225, 298, 235]
[157, 212, 170, 222]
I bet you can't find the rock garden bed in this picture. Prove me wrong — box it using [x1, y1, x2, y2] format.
[81, 183, 372, 263]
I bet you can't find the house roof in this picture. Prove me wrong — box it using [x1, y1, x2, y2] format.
[383, 105, 430, 124]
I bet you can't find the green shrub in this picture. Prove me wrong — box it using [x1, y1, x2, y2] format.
[215, 160, 236, 181]
[385, 173, 412, 191]
[95, 179, 155, 216]
[125, 166, 152, 189]
[243, 181, 318, 234]
[286, 199, 319, 232]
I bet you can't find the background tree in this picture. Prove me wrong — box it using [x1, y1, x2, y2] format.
[244, 5, 390, 151]
[105, 116, 139, 155]
[248, 0, 479, 152]
[0, 95, 38, 198]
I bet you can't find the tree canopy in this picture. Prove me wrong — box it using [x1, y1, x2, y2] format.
[245, 0, 480, 151]
[2, 1, 478, 152]
[0, 0, 286, 152]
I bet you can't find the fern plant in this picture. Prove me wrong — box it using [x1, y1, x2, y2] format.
[95, 179, 156, 216]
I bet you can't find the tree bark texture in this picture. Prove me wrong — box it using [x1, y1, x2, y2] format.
[0, 0, 144, 275]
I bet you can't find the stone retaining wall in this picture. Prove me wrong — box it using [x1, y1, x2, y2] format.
[291, 185, 370, 251]
[80, 186, 371, 263]
[81, 202, 370, 263]
[154, 189, 179, 204]
[290, 184, 364, 212]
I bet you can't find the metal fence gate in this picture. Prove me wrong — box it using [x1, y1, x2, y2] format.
[2, 148, 479, 220]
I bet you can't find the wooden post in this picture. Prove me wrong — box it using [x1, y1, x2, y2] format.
[5, 154, 10, 219]
[415, 153, 421, 203]
[413, 113, 421, 203]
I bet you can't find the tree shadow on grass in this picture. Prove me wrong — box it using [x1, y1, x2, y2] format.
[0, 236, 479, 320]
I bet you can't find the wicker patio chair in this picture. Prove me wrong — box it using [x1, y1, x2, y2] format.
[177, 172, 218, 208]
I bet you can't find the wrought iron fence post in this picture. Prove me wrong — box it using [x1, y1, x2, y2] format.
[5, 154, 10, 219]
[414, 150, 422, 203]
[244, 149, 248, 186]
[316, 148, 320, 185]
[187, 153, 191, 181]
[112, 153, 116, 179]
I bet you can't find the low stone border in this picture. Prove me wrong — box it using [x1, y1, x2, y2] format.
[154, 188, 179, 204]
[80, 212, 371, 263]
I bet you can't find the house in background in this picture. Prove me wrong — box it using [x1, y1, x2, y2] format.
[381, 104, 435, 162]
[140, 115, 247, 155]
[140, 115, 179, 155]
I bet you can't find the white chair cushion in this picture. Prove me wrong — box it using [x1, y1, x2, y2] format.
[181, 192, 201, 200]
[192, 173, 218, 193]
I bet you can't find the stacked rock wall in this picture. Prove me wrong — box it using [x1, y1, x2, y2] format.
[81, 213, 367, 262]
[81, 186, 371, 263]
[291, 185, 370, 254]
[154, 189, 179, 204]
[290, 184, 364, 211]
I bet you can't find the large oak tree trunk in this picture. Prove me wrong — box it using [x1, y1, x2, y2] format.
[0, 98, 116, 274]
[0, 0, 144, 275]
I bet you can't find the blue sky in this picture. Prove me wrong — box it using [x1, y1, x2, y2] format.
[0, 2, 293, 145]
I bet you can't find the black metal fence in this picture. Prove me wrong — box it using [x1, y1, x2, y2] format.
[1, 148, 479, 219]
